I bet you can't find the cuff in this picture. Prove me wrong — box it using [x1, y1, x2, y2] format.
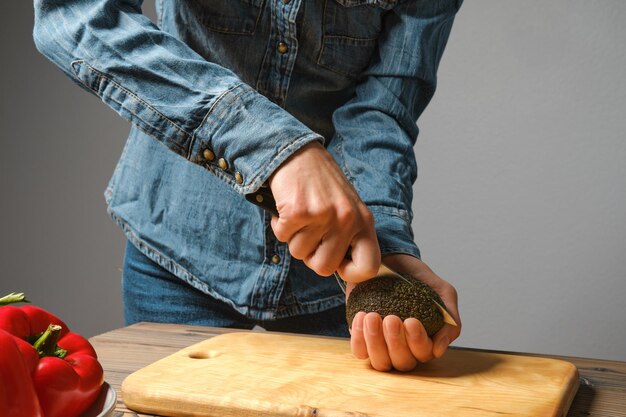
[369, 205, 421, 259]
[188, 83, 324, 195]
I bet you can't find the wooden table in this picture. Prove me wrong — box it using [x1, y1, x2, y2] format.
[90, 322, 626, 417]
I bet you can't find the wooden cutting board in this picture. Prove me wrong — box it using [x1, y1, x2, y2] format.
[121, 332, 579, 417]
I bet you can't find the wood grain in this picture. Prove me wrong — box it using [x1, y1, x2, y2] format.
[123, 332, 578, 416]
[89, 323, 626, 417]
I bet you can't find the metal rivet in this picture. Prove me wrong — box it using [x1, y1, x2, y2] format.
[235, 172, 244, 184]
[277, 42, 288, 54]
[218, 158, 228, 170]
[203, 149, 215, 161]
[271, 254, 281, 264]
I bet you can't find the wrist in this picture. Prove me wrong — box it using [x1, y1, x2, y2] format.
[268, 141, 325, 189]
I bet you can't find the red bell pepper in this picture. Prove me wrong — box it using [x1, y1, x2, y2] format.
[0, 329, 44, 417]
[0, 293, 104, 417]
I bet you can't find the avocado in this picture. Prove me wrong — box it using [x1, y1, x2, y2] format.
[346, 273, 446, 337]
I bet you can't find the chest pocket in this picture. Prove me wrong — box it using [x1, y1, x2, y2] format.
[189, 0, 265, 35]
[318, 0, 398, 78]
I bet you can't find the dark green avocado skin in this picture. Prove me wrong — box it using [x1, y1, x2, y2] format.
[346, 274, 445, 337]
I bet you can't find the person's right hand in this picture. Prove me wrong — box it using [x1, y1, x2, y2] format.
[268, 141, 380, 282]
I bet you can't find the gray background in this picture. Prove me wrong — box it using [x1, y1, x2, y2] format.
[1, 1, 624, 361]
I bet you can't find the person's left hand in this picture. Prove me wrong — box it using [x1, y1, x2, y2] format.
[347, 254, 461, 372]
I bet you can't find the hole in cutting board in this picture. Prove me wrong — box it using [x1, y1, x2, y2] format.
[188, 350, 221, 359]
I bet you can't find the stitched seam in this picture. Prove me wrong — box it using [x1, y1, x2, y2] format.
[334, 132, 356, 183]
[70, 60, 190, 138]
[108, 210, 252, 314]
[318, 61, 362, 79]
[201, 86, 255, 136]
[369, 204, 411, 222]
[324, 34, 377, 43]
[380, 247, 420, 258]
[229, 133, 322, 194]
[197, 1, 264, 35]
[100, 93, 186, 154]
[317, 0, 328, 67]
[274, 294, 345, 318]
[253, 133, 322, 186]
[187, 83, 245, 160]
[317, 39, 376, 78]
[335, 0, 398, 8]
[156, 0, 164, 27]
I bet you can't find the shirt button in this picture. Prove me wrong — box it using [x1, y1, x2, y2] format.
[255, 194, 264, 203]
[282, 0, 290, 4]
[203, 149, 215, 161]
[271, 254, 281, 264]
[218, 158, 228, 170]
[235, 171, 244, 185]
[277, 42, 289, 54]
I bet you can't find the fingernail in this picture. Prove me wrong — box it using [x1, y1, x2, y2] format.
[404, 318, 422, 339]
[383, 318, 401, 337]
[436, 336, 450, 357]
[365, 315, 380, 336]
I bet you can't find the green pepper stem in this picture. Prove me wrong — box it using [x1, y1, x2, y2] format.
[33, 324, 67, 359]
[0, 292, 30, 306]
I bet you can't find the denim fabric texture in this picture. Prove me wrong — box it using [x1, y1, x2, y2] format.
[122, 241, 350, 336]
[33, 0, 461, 322]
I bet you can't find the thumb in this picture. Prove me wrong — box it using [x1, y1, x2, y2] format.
[337, 233, 380, 283]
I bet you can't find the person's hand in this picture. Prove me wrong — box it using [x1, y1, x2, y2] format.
[347, 254, 461, 371]
[269, 141, 380, 282]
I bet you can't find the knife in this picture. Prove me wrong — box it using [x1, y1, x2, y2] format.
[246, 188, 458, 327]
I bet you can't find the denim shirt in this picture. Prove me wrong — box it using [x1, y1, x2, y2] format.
[33, 0, 461, 320]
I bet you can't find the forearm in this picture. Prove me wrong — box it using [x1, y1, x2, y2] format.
[329, 0, 461, 256]
[32, 0, 322, 194]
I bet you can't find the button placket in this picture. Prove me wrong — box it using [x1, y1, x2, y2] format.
[200, 145, 245, 185]
[255, 0, 300, 104]
[277, 42, 289, 54]
[202, 148, 215, 162]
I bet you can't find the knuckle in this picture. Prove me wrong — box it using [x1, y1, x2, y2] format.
[306, 257, 335, 277]
[360, 206, 375, 227]
[284, 205, 309, 222]
[335, 200, 353, 220]
[289, 245, 307, 260]
[271, 227, 288, 242]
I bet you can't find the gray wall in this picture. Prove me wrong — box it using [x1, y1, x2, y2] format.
[1, 1, 624, 361]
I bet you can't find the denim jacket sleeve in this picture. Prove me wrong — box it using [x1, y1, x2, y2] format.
[329, 0, 462, 258]
[32, 0, 322, 194]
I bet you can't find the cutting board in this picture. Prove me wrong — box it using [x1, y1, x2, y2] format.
[121, 332, 579, 417]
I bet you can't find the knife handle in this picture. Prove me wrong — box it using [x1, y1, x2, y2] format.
[245, 184, 279, 217]
[245, 186, 353, 264]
